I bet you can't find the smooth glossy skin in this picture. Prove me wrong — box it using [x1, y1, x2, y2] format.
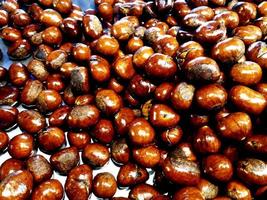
[8, 133, 34, 159]
[38, 126, 65, 152]
[245, 135, 267, 154]
[161, 126, 183, 146]
[96, 35, 119, 56]
[65, 164, 93, 200]
[8, 63, 29, 87]
[162, 156, 200, 185]
[113, 54, 135, 80]
[111, 138, 130, 165]
[184, 57, 220, 82]
[0, 131, 9, 152]
[233, 25, 262, 45]
[129, 184, 160, 200]
[230, 85, 266, 115]
[0, 158, 24, 181]
[145, 53, 177, 79]
[226, 180, 252, 200]
[193, 126, 221, 154]
[92, 119, 114, 144]
[31, 179, 63, 200]
[50, 147, 79, 174]
[173, 187, 204, 200]
[132, 145, 160, 168]
[0, 106, 18, 130]
[203, 154, 233, 182]
[83, 14, 103, 39]
[230, 61, 262, 85]
[93, 172, 117, 198]
[237, 158, 267, 185]
[212, 37, 246, 63]
[67, 105, 100, 129]
[133, 46, 154, 69]
[247, 41, 267, 69]
[195, 84, 227, 110]
[0, 170, 33, 200]
[149, 104, 180, 128]
[82, 143, 109, 168]
[67, 131, 90, 150]
[128, 118, 155, 146]
[95, 89, 122, 115]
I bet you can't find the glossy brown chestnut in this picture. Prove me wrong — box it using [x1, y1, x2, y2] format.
[132, 145, 160, 168]
[8, 63, 29, 87]
[26, 155, 52, 183]
[230, 85, 266, 115]
[193, 126, 221, 154]
[31, 179, 63, 200]
[65, 164, 93, 200]
[20, 80, 43, 105]
[8, 133, 34, 160]
[38, 126, 65, 152]
[129, 184, 160, 200]
[67, 131, 90, 150]
[72, 43, 91, 62]
[8, 39, 31, 60]
[162, 156, 200, 185]
[247, 41, 267, 69]
[197, 179, 218, 199]
[67, 105, 100, 129]
[18, 109, 46, 134]
[0, 170, 33, 200]
[145, 53, 177, 79]
[113, 54, 135, 80]
[233, 25, 262, 45]
[111, 138, 130, 165]
[49, 106, 70, 127]
[245, 135, 267, 154]
[93, 172, 117, 198]
[237, 158, 267, 185]
[91, 119, 114, 144]
[36, 89, 62, 113]
[195, 84, 227, 110]
[230, 61, 262, 86]
[42, 26, 62, 45]
[0, 158, 24, 180]
[128, 118, 155, 146]
[149, 104, 180, 128]
[96, 35, 120, 56]
[95, 89, 122, 115]
[203, 154, 233, 182]
[83, 14, 103, 39]
[0, 10, 8, 27]
[212, 37, 245, 63]
[173, 187, 204, 200]
[82, 143, 109, 168]
[1, 27, 22, 42]
[111, 19, 135, 41]
[0, 105, 18, 130]
[40, 9, 63, 27]
[232, 2, 257, 25]
[53, 0, 72, 14]
[0, 131, 8, 152]
[114, 108, 136, 136]
[226, 180, 252, 200]
[133, 46, 154, 69]
[184, 57, 221, 82]
[50, 146, 79, 174]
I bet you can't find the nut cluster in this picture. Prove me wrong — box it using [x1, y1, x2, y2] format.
[0, 0, 267, 199]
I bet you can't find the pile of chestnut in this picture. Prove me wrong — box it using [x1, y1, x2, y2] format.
[0, 0, 267, 199]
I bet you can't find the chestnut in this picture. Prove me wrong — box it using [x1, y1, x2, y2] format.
[96, 35, 120, 56]
[1, 27, 22, 43]
[89, 55, 110, 83]
[226, 180, 252, 200]
[40, 9, 63, 27]
[82, 14, 103, 39]
[0, 158, 24, 180]
[129, 184, 160, 200]
[230, 61, 262, 86]
[72, 43, 91, 62]
[212, 37, 245, 63]
[53, 0, 72, 14]
[70, 66, 90, 94]
[195, 84, 227, 110]
[149, 104, 180, 128]
[65, 164, 93, 200]
[113, 54, 135, 80]
[0, 105, 18, 130]
[233, 25, 262, 45]
[173, 187, 204, 200]
[67, 131, 91, 150]
[95, 89, 122, 115]
[237, 158, 267, 185]
[31, 179, 63, 200]
[111, 138, 130, 165]
[60, 17, 81, 39]
[145, 53, 177, 79]
[93, 172, 117, 198]
[0, 170, 33, 200]
[91, 119, 114, 144]
[26, 155, 52, 183]
[8, 39, 31, 60]
[82, 143, 110, 168]
[128, 118, 155, 146]
[18, 109, 46, 134]
[230, 85, 266, 115]
[8, 133, 34, 160]
[247, 41, 267, 69]
[0, 131, 9, 152]
[42, 26, 62, 46]
[232, 2, 257, 25]
[217, 112, 252, 141]
[50, 147, 79, 174]
[133, 46, 154, 69]
[184, 57, 220, 82]
[20, 80, 43, 106]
